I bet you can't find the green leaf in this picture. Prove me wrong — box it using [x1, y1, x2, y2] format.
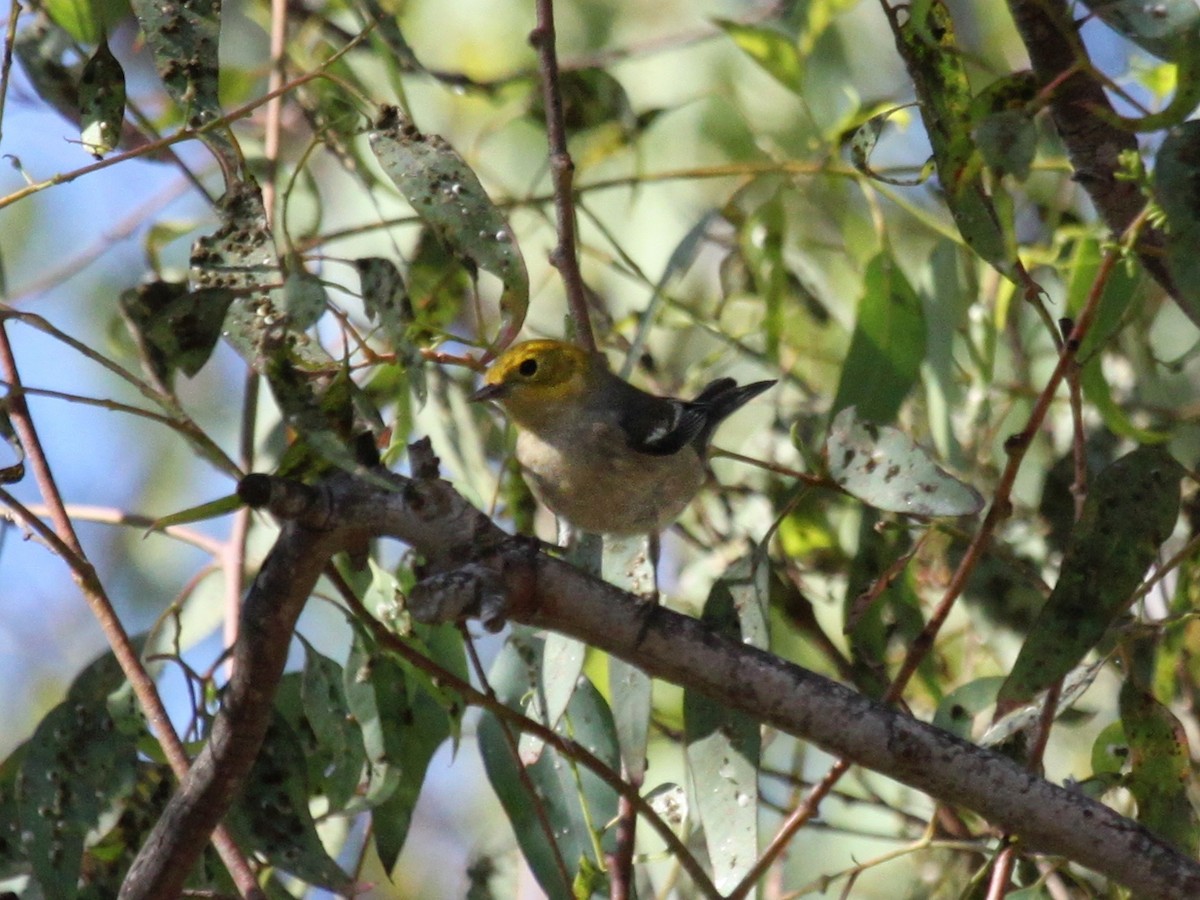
[1155, 122, 1200, 324]
[1120, 680, 1200, 853]
[527, 68, 636, 137]
[343, 628, 405, 808]
[685, 575, 760, 894]
[0, 745, 26, 878]
[79, 39, 126, 158]
[602, 535, 655, 781]
[147, 492, 242, 532]
[17, 693, 139, 898]
[932, 677, 1004, 739]
[44, 0, 129, 44]
[973, 110, 1037, 181]
[1082, 0, 1200, 61]
[996, 446, 1183, 714]
[119, 281, 234, 387]
[716, 19, 803, 94]
[896, 0, 1015, 277]
[370, 679, 449, 874]
[355, 257, 427, 403]
[478, 634, 618, 899]
[368, 107, 528, 351]
[845, 106, 930, 186]
[831, 252, 926, 424]
[299, 638, 366, 812]
[129, 0, 238, 170]
[825, 406, 984, 517]
[0, 404, 25, 484]
[231, 710, 352, 891]
[192, 183, 379, 474]
[281, 269, 328, 331]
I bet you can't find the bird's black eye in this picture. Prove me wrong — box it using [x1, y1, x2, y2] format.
[518, 358, 538, 377]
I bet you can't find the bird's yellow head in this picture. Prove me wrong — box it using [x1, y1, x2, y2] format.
[471, 340, 595, 428]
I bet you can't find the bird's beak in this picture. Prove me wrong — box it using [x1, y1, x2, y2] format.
[470, 382, 508, 403]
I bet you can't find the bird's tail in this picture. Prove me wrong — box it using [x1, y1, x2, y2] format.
[692, 378, 775, 448]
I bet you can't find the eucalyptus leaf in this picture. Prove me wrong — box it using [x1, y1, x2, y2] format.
[368, 107, 528, 351]
[825, 406, 984, 517]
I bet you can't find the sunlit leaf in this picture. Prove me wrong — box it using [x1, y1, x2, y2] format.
[368, 107, 528, 352]
[44, 0, 129, 44]
[996, 446, 1183, 715]
[685, 573, 760, 894]
[825, 406, 984, 517]
[1120, 680, 1200, 852]
[716, 19, 803, 94]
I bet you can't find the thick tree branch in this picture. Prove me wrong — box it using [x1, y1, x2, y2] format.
[125, 455, 1200, 900]
[1006, 0, 1185, 315]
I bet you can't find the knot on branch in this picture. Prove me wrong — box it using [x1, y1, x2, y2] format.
[238, 473, 330, 525]
[409, 538, 539, 631]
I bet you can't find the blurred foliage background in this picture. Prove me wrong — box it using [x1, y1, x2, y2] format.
[2, 0, 1200, 896]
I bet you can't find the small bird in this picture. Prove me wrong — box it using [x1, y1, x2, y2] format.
[471, 339, 775, 536]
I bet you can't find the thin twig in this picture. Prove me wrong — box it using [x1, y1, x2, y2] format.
[529, 0, 595, 351]
[0, 325, 264, 899]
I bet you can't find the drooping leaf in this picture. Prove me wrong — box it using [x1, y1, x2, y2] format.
[79, 39, 126, 158]
[603, 535, 655, 781]
[825, 406, 984, 517]
[355, 257, 427, 403]
[368, 107, 528, 351]
[685, 573, 760, 894]
[230, 709, 352, 891]
[1082, 0, 1200, 61]
[0, 404, 25, 484]
[527, 67, 636, 137]
[830, 252, 926, 424]
[129, 0, 239, 173]
[895, 0, 1016, 277]
[119, 280, 234, 387]
[845, 106, 930, 186]
[281, 268, 328, 331]
[1155, 121, 1200, 324]
[342, 628, 405, 808]
[16, 655, 141, 900]
[299, 638, 366, 812]
[192, 182, 379, 473]
[967, 74, 1040, 182]
[1119, 679, 1200, 853]
[995, 446, 1183, 715]
[478, 633, 618, 900]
